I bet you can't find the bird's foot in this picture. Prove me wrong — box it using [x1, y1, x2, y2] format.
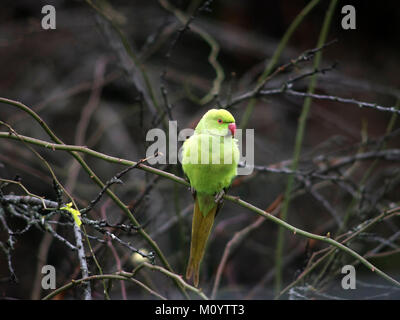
[189, 186, 196, 198]
[214, 190, 225, 204]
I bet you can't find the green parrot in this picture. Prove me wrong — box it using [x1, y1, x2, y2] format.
[182, 109, 240, 287]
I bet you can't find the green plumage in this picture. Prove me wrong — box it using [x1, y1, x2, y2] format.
[182, 109, 239, 286]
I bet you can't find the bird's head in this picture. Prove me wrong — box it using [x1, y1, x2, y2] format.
[195, 109, 237, 137]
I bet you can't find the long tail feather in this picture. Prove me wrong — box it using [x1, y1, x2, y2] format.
[186, 196, 217, 287]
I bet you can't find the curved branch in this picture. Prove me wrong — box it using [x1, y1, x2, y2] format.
[42, 272, 166, 300]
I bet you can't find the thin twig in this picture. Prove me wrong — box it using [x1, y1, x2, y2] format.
[42, 272, 167, 300]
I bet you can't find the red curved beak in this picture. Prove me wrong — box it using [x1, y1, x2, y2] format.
[228, 123, 236, 136]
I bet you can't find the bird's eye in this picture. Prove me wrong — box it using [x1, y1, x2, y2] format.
[218, 119, 223, 124]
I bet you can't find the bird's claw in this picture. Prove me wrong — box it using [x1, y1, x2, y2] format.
[189, 186, 196, 198]
[214, 190, 225, 204]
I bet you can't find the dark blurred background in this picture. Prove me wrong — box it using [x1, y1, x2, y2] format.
[0, 0, 399, 300]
